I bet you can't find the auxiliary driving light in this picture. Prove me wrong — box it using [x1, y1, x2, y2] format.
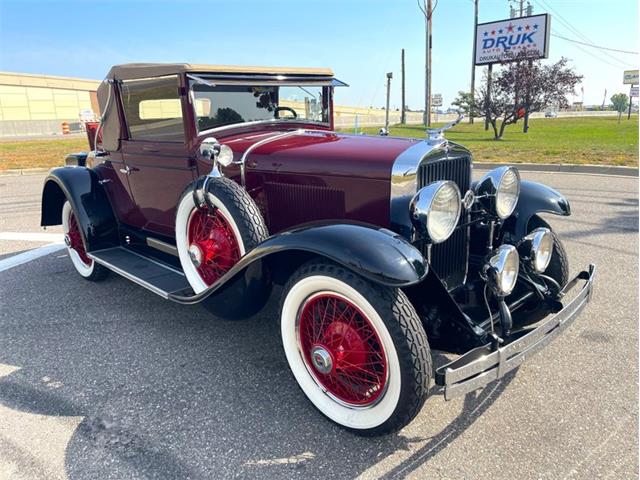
[409, 180, 461, 244]
[518, 227, 554, 273]
[484, 244, 520, 296]
[475, 166, 521, 219]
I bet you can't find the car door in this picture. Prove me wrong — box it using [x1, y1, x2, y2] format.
[119, 75, 196, 237]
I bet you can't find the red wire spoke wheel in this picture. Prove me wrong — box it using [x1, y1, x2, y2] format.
[281, 261, 431, 434]
[66, 210, 91, 266]
[61, 201, 108, 281]
[298, 292, 388, 406]
[187, 208, 242, 286]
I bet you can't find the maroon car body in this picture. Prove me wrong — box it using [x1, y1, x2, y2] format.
[41, 63, 595, 435]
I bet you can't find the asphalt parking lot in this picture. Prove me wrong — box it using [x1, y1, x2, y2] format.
[0, 170, 638, 480]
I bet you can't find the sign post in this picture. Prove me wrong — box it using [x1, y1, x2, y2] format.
[624, 70, 638, 120]
[432, 93, 443, 122]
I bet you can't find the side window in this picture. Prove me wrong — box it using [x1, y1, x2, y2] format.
[120, 76, 185, 142]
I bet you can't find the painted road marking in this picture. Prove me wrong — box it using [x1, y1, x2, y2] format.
[0, 231, 64, 242]
[0, 243, 66, 273]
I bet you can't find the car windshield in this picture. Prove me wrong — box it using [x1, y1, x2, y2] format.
[190, 82, 329, 132]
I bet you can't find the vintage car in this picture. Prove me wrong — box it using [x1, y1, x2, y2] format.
[41, 63, 595, 436]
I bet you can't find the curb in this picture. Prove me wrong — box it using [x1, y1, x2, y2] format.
[1, 164, 638, 177]
[0, 167, 51, 176]
[475, 162, 639, 177]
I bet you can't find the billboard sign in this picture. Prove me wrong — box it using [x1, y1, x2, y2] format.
[474, 14, 551, 65]
[623, 70, 639, 85]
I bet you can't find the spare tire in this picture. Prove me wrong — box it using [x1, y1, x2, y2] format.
[176, 177, 269, 294]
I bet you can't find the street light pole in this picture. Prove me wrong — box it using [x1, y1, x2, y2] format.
[385, 72, 393, 131]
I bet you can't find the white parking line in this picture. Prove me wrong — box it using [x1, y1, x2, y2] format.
[0, 243, 66, 273]
[0, 231, 64, 242]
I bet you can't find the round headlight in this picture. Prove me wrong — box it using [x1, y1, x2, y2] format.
[409, 180, 461, 244]
[485, 244, 519, 296]
[495, 168, 520, 219]
[217, 144, 234, 167]
[476, 166, 521, 219]
[519, 227, 554, 273]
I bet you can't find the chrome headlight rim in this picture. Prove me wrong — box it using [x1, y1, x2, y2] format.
[519, 227, 554, 273]
[484, 244, 520, 296]
[476, 166, 521, 220]
[409, 180, 462, 244]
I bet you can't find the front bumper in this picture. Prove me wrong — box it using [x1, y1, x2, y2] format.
[435, 264, 596, 400]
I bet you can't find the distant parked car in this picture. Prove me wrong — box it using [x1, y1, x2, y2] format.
[545, 111, 558, 118]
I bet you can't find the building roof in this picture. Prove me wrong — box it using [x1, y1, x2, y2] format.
[106, 63, 334, 81]
[0, 71, 99, 91]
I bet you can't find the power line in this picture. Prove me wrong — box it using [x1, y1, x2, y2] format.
[533, 0, 635, 68]
[551, 33, 639, 55]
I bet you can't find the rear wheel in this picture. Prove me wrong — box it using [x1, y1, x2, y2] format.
[62, 201, 108, 281]
[280, 260, 432, 436]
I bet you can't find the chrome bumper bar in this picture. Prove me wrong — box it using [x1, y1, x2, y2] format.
[436, 264, 596, 400]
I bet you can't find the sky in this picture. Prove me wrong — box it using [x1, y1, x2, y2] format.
[0, 0, 638, 110]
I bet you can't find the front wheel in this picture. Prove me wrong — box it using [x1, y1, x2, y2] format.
[280, 260, 432, 436]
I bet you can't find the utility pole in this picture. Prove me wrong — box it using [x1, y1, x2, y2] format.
[385, 72, 393, 131]
[419, 0, 433, 126]
[470, 0, 478, 124]
[510, 0, 533, 132]
[401, 49, 406, 124]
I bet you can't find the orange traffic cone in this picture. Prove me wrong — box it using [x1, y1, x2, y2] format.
[62, 122, 70, 134]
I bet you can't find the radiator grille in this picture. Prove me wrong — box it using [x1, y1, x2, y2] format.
[418, 155, 472, 288]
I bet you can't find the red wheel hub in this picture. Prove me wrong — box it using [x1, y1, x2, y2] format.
[67, 211, 91, 266]
[298, 293, 388, 406]
[187, 208, 241, 285]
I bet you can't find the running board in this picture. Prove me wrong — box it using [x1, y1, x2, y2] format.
[88, 247, 193, 299]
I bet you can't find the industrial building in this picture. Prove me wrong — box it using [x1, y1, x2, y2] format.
[0, 72, 100, 137]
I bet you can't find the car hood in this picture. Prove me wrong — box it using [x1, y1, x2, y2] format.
[220, 129, 423, 181]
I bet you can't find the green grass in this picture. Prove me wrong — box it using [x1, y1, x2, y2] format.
[349, 115, 639, 167]
[0, 136, 89, 170]
[0, 116, 637, 170]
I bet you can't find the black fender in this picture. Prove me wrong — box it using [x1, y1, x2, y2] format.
[169, 222, 428, 311]
[41, 167, 119, 251]
[503, 180, 571, 240]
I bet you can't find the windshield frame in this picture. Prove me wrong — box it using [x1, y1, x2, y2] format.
[187, 74, 337, 135]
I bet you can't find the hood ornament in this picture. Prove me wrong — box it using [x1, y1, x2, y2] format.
[426, 114, 464, 143]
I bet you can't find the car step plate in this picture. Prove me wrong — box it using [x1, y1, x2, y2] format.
[88, 247, 192, 299]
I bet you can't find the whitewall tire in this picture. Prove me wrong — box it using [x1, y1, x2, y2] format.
[62, 201, 108, 281]
[280, 260, 432, 435]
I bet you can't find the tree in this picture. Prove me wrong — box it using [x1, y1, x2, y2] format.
[451, 91, 479, 117]
[610, 93, 629, 123]
[476, 51, 582, 140]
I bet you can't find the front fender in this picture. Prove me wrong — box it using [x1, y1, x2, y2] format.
[505, 180, 571, 239]
[169, 222, 428, 307]
[41, 167, 118, 251]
